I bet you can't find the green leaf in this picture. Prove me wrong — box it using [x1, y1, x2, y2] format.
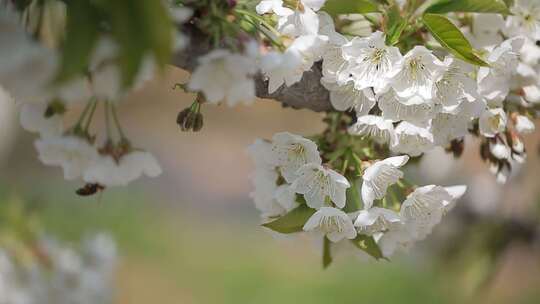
[343, 180, 362, 213]
[57, 0, 101, 82]
[322, 0, 379, 16]
[385, 4, 407, 45]
[425, 0, 511, 15]
[351, 235, 386, 260]
[262, 204, 316, 234]
[99, 0, 173, 86]
[322, 237, 333, 269]
[422, 13, 489, 66]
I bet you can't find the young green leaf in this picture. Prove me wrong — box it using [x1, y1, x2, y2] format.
[351, 235, 387, 260]
[57, 1, 101, 82]
[262, 204, 316, 234]
[422, 14, 489, 66]
[322, 0, 379, 16]
[425, 0, 511, 15]
[343, 181, 362, 213]
[323, 237, 333, 269]
[385, 4, 407, 45]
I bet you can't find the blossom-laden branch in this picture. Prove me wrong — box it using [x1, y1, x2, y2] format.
[172, 25, 333, 112]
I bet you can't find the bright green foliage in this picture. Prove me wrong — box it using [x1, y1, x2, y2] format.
[422, 13, 489, 66]
[351, 235, 386, 260]
[425, 0, 511, 15]
[322, 0, 379, 16]
[262, 204, 316, 234]
[385, 4, 407, 46]
[57, 0, 173, 87]
[323, 237, 333, 268]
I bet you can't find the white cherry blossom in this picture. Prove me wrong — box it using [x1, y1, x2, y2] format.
[276, 0, 326, 37]
[188, 49, 256, 106]
[391, 121, 434, 157]
[35, 136, 99, 180]
[354, 207, 402, 236]
[378, 90, 439, 124]
[288, 34, 329, 71]
[479, 108, 507, 138]
[361, 155, 409, 209]
[292, 163, 350, 209]
[266, 132, 322, 183]
[256, 0, 293, 16]
[260, 50, 304, 94]
[348, 115, 394, 145]
[506, 0, 540, 40]
[433, 57, 478, 108]
[389, 46, 445, 100]
[342, 31, 402, 93]
[303, 207, 357, 242]
[468, 14, 504, 48]
[19, 103, 63, 137]
[83, 151, 162, 187]
[321, 79, 376, 115]
[400, 185, 452, 239]
[376, 225, 415, 257]
[478, 37, 525, 106]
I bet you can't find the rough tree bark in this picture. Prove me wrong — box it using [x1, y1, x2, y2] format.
[172, 27, 333, 112]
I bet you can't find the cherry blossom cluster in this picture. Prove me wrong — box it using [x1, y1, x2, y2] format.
[248, 132, 466, 258]
[0, 234, 116, 304]
[0, 6, 192, 191]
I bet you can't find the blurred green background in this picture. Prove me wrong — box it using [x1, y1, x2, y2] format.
[0, 68, 539, 304]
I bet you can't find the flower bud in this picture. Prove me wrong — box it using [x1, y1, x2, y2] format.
[193, 113, 204, 132]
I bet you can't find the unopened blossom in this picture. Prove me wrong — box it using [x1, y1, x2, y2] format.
[19, 103, 63, 137]
[389, 46, 445, 100]
[478, 37, 525, 106]
[391, 121, 434, 157]
[506, 0, 540, 40]
[348, 115, 394, 144]
[83, 151, 162, 187]
[266, 132, 321, 183]
[35, 136, 99, 180]
[361, 155, 409, 209]
[523, 84, 540, 103]
[321, 79, 376, 115]
[514, 115, 536, 134]
[479, 108, 507, 138]
[490, 140, 511, 160]
[342, 31, 402, 93]
[292, 163, 350, 209]
[303, 207, 357, 242]
[354, 207, 402, 236]
[188, 49, 256, 106]
[260, 50, 304, 93]
[276, 0, 326, 37]
[378, 90, 439, 124]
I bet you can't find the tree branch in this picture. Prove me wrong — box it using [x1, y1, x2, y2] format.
[171, 28, 333, 112]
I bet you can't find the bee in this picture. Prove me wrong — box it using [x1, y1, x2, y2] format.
[76, 183, 105, 196]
